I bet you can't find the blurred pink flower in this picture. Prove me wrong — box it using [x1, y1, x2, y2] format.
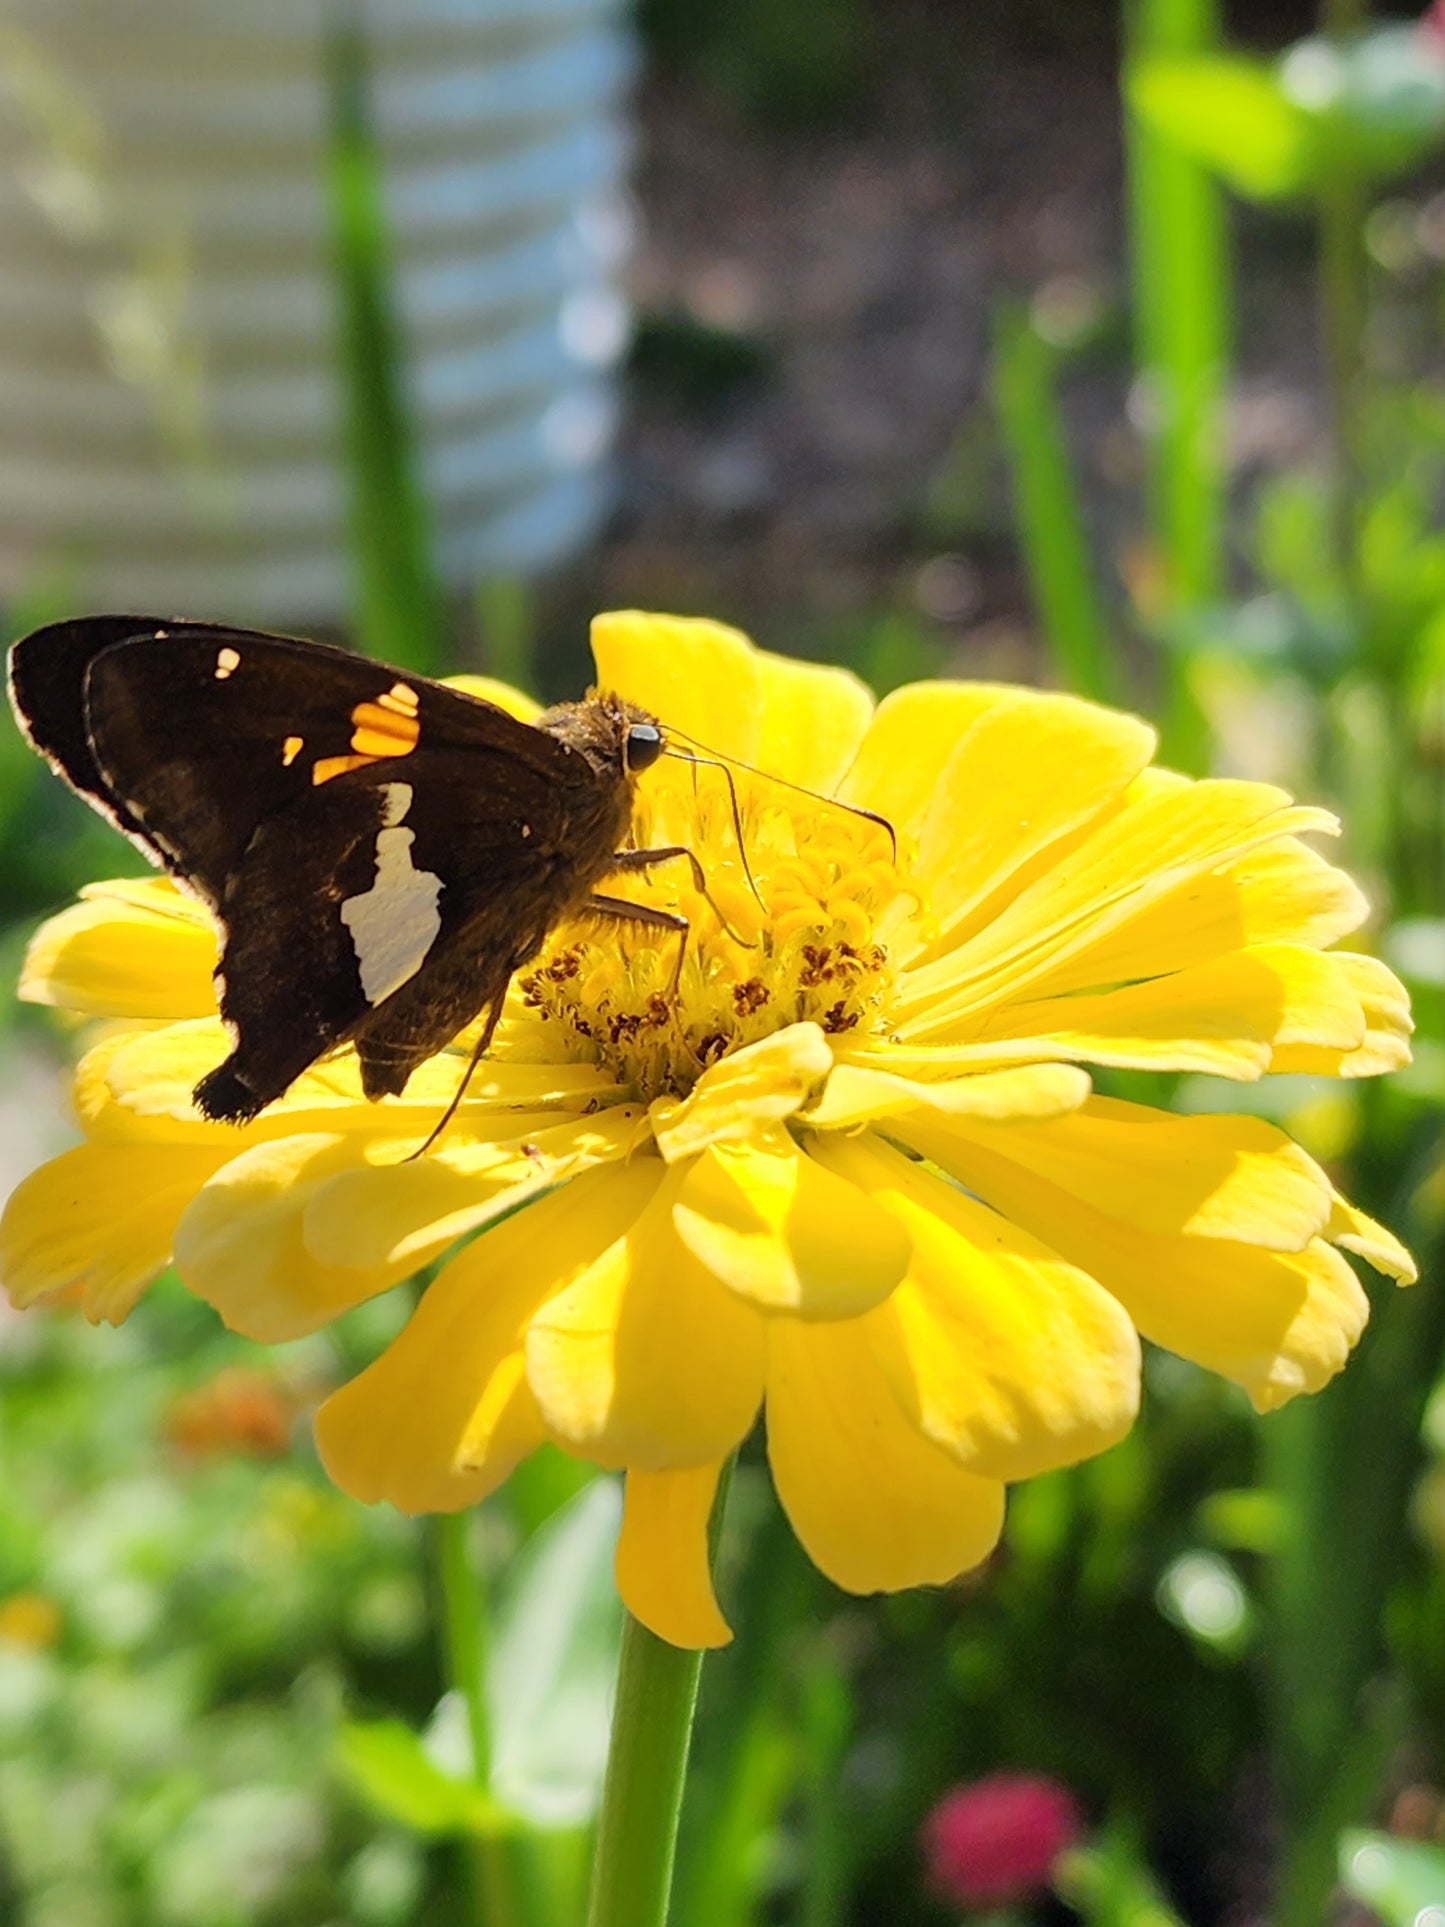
[920, 1772, 1083, 1910]
[1425, 2, 1445, 42]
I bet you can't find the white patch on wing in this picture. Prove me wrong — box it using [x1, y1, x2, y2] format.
[380, 782, 413, 827]
[341, 782, 443, 1005]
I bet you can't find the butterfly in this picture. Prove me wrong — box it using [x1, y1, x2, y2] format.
[8, 616, 695, 1128]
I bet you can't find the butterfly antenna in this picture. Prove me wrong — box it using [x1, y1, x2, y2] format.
[405, 1000, 504, 1161]
[666, 726, 897, 861]
[662, 748, 765, 907]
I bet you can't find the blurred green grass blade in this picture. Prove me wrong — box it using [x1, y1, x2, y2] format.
[991, 302, 1121, 705]
[673, 1708, 794, 1927]
[796, 1650, 854, 1927]
[1124, 0, 1231, 616]
[323, 3, 444, 671]
[1339, 1830, 1445, 1921]
[1054, 1823, 1190, 1927]
[475, 575, 539, 695]
[1124, 0, 1230, 774]
[1265, 1139, 1445, 1927]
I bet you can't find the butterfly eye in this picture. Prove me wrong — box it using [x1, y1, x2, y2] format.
[626, 722, 664, 772]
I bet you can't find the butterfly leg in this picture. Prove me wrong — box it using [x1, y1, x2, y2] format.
[584, 892, 690, 998]
[402, 992, 509, 1162]
[610, 843, 706, 887]
[607, 845, 755, 947]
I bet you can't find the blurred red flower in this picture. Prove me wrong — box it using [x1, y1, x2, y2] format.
[920, 1772, 1083, 1910]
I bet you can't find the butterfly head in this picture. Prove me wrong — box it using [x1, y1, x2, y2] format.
[535, 692, 665, 786]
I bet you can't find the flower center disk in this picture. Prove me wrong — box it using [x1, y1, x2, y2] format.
[516, 760, 908, 1102]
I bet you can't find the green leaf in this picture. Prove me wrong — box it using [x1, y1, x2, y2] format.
[1339, 1830, 1445, 1922]
[991, 301, 1122, 705]
[1131, 30, 1445, 204]
[1128, 54, 1314, 200]
[487, 1477, 624, 1827]
[335, 1718, 510, 1838]
[1281, 29, 1445, 184]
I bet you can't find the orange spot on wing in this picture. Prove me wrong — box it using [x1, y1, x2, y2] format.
[282, 735, 304, 767]
[349, 698, 420, 760]
[311, 690, 422, 783]
[312, 752, 379, 785]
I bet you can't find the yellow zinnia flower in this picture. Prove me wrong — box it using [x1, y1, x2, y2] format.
[0, 612, 1416, 1648]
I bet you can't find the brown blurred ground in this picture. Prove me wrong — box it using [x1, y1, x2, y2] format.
[532, 0, 1411, 687]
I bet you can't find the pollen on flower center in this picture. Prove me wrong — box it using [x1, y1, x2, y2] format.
[514, 761, 911, 1102]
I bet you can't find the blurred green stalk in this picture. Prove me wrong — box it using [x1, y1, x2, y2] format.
[435, 1511, 522, 1927]
[323, 2, 445, 672]
[1317, 0, 1370, 594]
[1123, 0, 1229, 771]
[1266, 1113, 1445, 1927]
[992, 302, 1121, 706]
[796, 1645, 854, 1927]
[475, 575, 540, 695]
[1124, 0, 1229, 612]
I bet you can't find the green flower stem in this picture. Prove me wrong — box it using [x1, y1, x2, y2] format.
[434, 1511, 519, 1927]
[586, 1464, 734, 1927]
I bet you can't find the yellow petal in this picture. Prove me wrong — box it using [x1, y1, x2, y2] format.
[948, 944, 1368, 1081]
[590, 611, 764, 762]
[909, 692, 1154, 943]
[765, 1314, 1006, 1594]
[21, 885, 217, 1019]
[300, 1105, 647, 1273]
[174, 1134, 410, 1341]
[838, 683, 1034, 836]
[1, 1142, 230, 1322]
[648, 1023, 833, 1163]
[898, 1116, 1370, 1408]
[753, 649, 874, 791]
[616, 1464, 732, 1649]
[74, 1028, 232, 1146]
[806, 1060, 1091, 1129]
[1026, 837, 1369, 997]
[1269, 952, 1413, 1077]
[899, 778, 1337, 1032]
[316, 1162, 658, 1511]
[913, 1097, 1332, 1249]
[810, 1130, 1140, 1480]
[102, 1018, 621, 1131]
[440, 674, 541, 722]
[526, 1164, 764, 1468]
[1328, 1192, 1417, 1282]
[672, 1126, 911, 1318]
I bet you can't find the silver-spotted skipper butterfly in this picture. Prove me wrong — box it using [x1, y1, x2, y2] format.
[8, 616, 694, 1127]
